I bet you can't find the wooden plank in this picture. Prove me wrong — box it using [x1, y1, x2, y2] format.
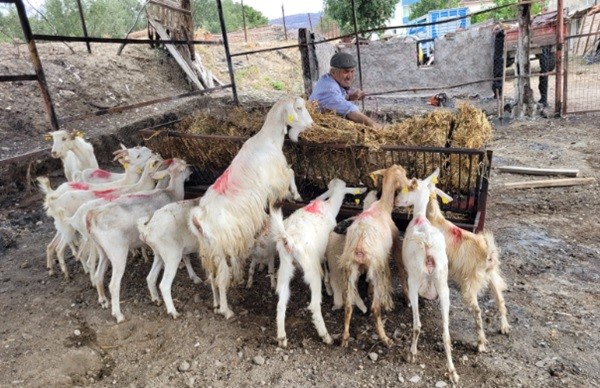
[497, 166, 580, 177]
[148, 18, 204, 90]
[504, 177, 595, 189]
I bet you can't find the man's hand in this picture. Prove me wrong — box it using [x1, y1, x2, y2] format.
[347, 89, 366, 101]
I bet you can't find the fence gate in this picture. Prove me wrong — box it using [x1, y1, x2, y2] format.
[563, 7, 600, 114]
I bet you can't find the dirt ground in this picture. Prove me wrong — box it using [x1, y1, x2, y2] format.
[1, 42, 599, 388]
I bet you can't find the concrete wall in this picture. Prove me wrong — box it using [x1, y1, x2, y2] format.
[314, 26, 496, 99]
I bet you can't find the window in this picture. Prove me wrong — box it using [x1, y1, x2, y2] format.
[417, 39, 435, 67]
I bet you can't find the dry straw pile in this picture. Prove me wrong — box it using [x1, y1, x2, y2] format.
[144, 100, 493, 192]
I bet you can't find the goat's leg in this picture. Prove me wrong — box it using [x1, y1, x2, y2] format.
[407, 275, 422, 363]
[489, 270, 511, 335]
[286, 167, 302, 201]
[46, 233, 59, 276]
[182, 255, 202, 284]
[438, 277, 459, 384]
[463, 288, 488, 352]
[206, 269, 219, 310]
[341, 266, 360, 348]
[246, 257, 258, 289]
[146, 251, 164, 305]
[276, 256, 294, 347]
[159, 250, 184, 319]
[94, 254, 109, 309]
[303, 262, 332, 345]
[267, 255, 276, 290]
[371, 278, 393, 346]
[323, 262, 333, 296]
[215, 257, 233, 319]
[56, 232, 75, 280]
[107, 246, 129, 323]
[86, 241, 98, 285]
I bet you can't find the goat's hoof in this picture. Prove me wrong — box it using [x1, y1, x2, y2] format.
[500, 323, 512, 335]
[477, 343, 488, 353]
[277, 337, 288, 348]
[322, 334, 333, 345]
[169, 311, 180, 319]
[48, 269, 55, 277]
[99, 299, 109, 309]
[191, 276, 202, 285]
[221, 309, 234, 320]
[332, 304, 342, 311]
[245, 282, 252, 289]
[406, 352, 417, 363]
[341, 339, 349, 348]
[449, 370, 460, 384]
[113, 313, 126, 323]
[382, 337, 393, 347]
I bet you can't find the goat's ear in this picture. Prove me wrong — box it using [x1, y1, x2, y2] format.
[402, 178, 418, 193]
[43, 133, 52, 141]
[369, 169, 385, 186]
[434, 187, 453, 204]
[283, 100, 299, 127]
[152, 170, 168, 180]
[75, 131, 84, 138]
[426, 167, 441, 185]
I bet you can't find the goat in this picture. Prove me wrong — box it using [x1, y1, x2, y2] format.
[324, 189, 378, 313]
[87, 158, 189, 323]
[339, 165, 410, 348]
[395, 168, 459, 384]
[38, 156, 164, 279]
[74, 145, 154, 184]
[45, 130, 98, 181]
[189, 96, 312, 319]
[137, 198, 203, 319]
[245, 219, 277, 290]
[269, 179, 366, 347]
[423, 174, 511, 351]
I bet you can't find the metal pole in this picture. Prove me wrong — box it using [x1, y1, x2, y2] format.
[14, 0, 59, 131]
[555, 0, 564, 116]
[241, 0, 248, 43]
[350, 0, 364, 97]
[282, 4, 288, 41]
[308, 13, 313, 30]
[75, 0, 91, 53]
[216, 0, 238, 104]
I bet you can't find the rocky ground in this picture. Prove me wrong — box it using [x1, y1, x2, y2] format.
[1, 42, 599, 388]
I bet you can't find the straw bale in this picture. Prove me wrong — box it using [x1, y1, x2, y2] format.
[451, 102, 493, 148]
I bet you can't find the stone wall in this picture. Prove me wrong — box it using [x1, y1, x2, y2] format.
[313, 26, 496, 99]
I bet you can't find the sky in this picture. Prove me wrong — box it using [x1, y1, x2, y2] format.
[234, 0, 324, 20]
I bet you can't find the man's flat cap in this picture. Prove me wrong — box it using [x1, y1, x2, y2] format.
[330, 52, 357, 69]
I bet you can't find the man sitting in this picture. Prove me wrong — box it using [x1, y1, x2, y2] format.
[309, 52, 380, 128]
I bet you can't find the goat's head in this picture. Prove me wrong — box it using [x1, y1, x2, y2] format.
[46, 130, 72, 159]
[279, 96, 313, 142]
[369, 164, 411, 192]
[394, 168, 452, 210]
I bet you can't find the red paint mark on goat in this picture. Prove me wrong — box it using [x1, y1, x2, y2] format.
[213, 168, 231, 195]
[451, 226, 463, 245]
[93, 189, 118, 201]
[304, 200, 322, 214]
[163, 159, 174, 166]
[90, 169, 112, 179]
[69, 182, 89, 190]
[414, 216, 428, 226]
[356, 205, 377, 220]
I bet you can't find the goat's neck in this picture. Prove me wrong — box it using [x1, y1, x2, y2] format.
[322, 189, 347, 219]
[426, 198, 450, 228]
[378, 178, 397, 213]
[71, 139, 98, 167]
[254, 106, 286, 149]
[165, 174, 186, 202]
[130, 168, 157, 192]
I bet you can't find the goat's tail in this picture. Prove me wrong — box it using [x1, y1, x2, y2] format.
[37, 176, 55, 212]
[481, 230, 500, 269]
[189, 205, 212, 242]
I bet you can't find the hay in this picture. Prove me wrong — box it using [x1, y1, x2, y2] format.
[146, 100, 493, 195]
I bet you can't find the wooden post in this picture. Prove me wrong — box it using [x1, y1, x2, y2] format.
[555, 0, 564, 115]
[241, 0, 248, 43]
[515, 0, 533, 118]
[282, 4, 288, 41]
[299, 28, 318, 97]
[14, 0, 59, 131]
[350, 0, 364, 107]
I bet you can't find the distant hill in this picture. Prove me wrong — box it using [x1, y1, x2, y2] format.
[269, 12, 323, 30]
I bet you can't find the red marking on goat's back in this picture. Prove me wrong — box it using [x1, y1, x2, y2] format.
[451, 226, 463, 245]
[90, 169, 111, 179]
[69, 182, 89, 190]
[356, 205, 377, 220]
[213, 168, 231, 195]
[303, 200, 322, 214]
[163, 159, 174, 166]
[93, 189, 118, 201]
[414, 216, 428, 226]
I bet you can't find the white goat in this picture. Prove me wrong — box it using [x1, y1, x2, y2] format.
[269, 179, 366, 347]
[137, 198, 203, 319]
[423, 176, 511, 351]
[189, 96, 312, 319]
[245, 219, 277, 290]
[395, 168, 459, 384]
[45, 130, 98, 181]
[339, 165, 410, 348]
[87, 158, 189, 322]
[38, 156, 164, 279]
[324, 189, 378, 313]
[74, 145, 155, 184]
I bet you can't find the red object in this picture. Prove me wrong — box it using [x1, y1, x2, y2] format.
[69, 182, 89, 190]
[90, 169, 112, 179]
[213, 168, 231, 195]
[303, 200, 322, 214]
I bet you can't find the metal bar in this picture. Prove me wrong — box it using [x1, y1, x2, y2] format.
[75, 0, 91, 53]
[282, 4, 288, 41]
[563, 36, 568, 115]
[148, 0, 192, 15]
[350, 0, 363, 93]
[59, 84, 231, 124]
[216, 0, 238, 104]
[32, 34, 222, 45]
[566, 31, 600, 40]
[0, 148, 49, 165]
[555, 0, 564, 115]
[14, 0, 59, 131]
[230, 42, 305, 57]
[0, 74, 38, 82]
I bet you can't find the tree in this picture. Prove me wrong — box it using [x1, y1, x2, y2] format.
[324, 0, 398, 36]
[409, 0, 460, 21]
[470, 0, 547, 24]
[191, 0, 268, 34]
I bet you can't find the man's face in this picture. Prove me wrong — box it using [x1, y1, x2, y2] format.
[331, 67, 355, 88]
